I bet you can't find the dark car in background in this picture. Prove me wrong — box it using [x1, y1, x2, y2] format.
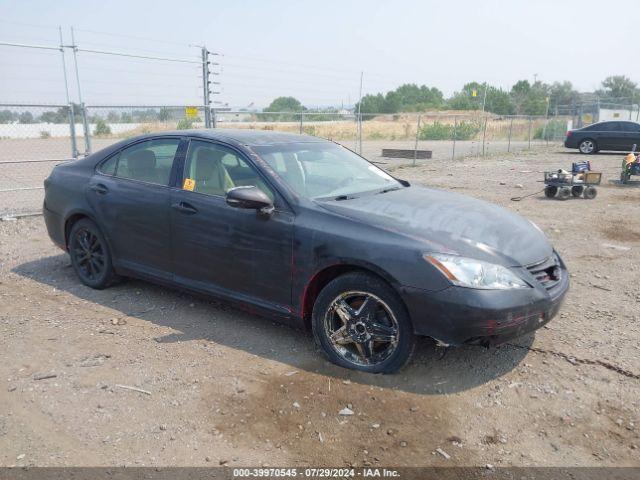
[564, 120, 640, 154]
[43, 130, 569, 373]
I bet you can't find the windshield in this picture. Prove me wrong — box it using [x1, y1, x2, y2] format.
[253, 142, 402, 199]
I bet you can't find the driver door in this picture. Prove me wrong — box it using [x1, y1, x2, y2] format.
[170, 139, 294, 312]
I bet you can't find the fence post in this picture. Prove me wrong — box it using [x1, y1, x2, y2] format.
[452, 115, 457, 160]
[79, 103, 91, 155]
[481, 115, 488, 157]
[507, 117, 513, 153]
[66, 104, 78, 159]
[299, 110, 303, 134]
[527, 116, 532, 150]
[413, 114, 422, 166]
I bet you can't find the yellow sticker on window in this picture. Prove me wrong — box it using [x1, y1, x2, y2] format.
[183, 178, 196, 191]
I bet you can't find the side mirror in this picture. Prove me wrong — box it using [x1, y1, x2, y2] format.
[226, 186, 274, 214]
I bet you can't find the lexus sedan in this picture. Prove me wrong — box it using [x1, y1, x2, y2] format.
[44, 129, 569, 373]
[564, 120, 640, 154]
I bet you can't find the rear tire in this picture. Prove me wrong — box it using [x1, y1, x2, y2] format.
[571, 186, 584, 197]
[544, 186, 557, 198]
[579, 139, 596, 154]
[68, 219, 117, 289]
[311, 272, 415, 374]
[583, 186, 597, 199]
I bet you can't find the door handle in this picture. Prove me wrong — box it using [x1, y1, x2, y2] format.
[90, 184, 109, 195]
[171, 202, 198, 215]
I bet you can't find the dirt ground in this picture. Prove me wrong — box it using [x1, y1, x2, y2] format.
[0, 148, 639, 468]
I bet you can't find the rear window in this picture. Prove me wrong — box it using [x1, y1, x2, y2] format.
[98, 138, 180, 186]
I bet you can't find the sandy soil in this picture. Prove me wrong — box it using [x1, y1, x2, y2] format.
[0, 148, 638, 468]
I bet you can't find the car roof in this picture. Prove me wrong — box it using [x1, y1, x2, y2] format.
[135, 128, 327, 146]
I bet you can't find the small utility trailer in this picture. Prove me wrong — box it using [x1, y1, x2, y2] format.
[543, 170, 602, 200]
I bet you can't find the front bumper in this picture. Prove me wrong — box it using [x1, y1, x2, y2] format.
[401, 267, 569, 346]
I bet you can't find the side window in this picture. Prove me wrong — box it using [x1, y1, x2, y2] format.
[99, 155, 117, 175]
[622, 122, 640, 132]
[182, 140, 273, 199]
[102, 138, 180, 185]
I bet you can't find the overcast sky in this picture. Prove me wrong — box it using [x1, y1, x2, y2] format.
[0, 0, 638, 108]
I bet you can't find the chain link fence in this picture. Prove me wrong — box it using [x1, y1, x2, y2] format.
[0, 104, 567, 217]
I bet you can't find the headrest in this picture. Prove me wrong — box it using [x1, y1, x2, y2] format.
[128, 149, 156, 172]
[194, 148, 223, 180]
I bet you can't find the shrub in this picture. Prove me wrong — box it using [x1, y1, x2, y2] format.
[94, 119, 111, 136]
[39, 130, 51, 139]
[176, 118, 194, 130]
[418, 121, 480, 140]
[534, 119, 566, 140]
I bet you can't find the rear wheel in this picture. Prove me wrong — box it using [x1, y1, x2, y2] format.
[312, 272, 415, 374]
[583, 186, 597, 199]
[68, 219, 117, 289]
[571, 186, 584, 197]
[579, 139, 596, 154]
[544, 186, 558, 198]
[620, 170, 630, 184]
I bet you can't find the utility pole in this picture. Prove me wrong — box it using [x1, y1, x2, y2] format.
[58, 27, 78, 159]
[481, 82, 488, 114]
[357, 71, 363, 154]
[70, 27, 91, 155]
[200, 46, 220, 128]
[201, 47, 211, 128]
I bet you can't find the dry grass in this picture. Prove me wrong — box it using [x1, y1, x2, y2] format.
[110, 112, 563, 143]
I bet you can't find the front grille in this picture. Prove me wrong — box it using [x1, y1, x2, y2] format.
[526, 255, 562, 291]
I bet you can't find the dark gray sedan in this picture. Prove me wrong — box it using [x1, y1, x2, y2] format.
[564, 120, 640, 154]
[43, 129, 569, 373]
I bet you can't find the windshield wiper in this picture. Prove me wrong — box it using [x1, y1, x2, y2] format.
[376, 186, 402, 194]
[334, 194, 356, 201]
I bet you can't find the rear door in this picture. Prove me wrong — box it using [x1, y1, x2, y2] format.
[620, 122, 640, 150]
[170, 139, 294, 311]
[598, 122, 625, 150]
[88, 137, 182, 279]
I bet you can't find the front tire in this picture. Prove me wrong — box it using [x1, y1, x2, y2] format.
[311, 272, 415, 374]
[68, 219, 117, 289]
[579, 139, 596, 154]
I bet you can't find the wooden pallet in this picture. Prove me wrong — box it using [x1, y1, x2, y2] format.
[381, 148, 432, 159]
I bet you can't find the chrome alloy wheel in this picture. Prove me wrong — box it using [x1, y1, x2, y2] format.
[323, 291, 400, 367]
[579, 139, 595, 154]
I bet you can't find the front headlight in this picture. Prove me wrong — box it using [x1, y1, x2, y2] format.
[424, 253, 529, 289]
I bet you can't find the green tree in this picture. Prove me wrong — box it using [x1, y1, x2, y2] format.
[598, 75, 639, 102]
[94, 118, 111, 136]
[18, 111, 34, 124]
[264, 96, 305, 112]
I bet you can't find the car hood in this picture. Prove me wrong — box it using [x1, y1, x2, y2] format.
[317, 185, 552, 266]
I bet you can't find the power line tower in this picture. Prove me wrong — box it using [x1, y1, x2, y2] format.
[201, 46, 221, 128]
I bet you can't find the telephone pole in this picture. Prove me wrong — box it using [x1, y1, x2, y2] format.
[200, 46, 221, 128]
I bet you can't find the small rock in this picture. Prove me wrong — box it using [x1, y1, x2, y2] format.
[292, 402, 300, 409]
[486, 464, 495, 470]
[342, 379, 352, 385]
[7, 385, 16, 392]
[435, 448, 450, 459]
[205, 456, 211, 462]
[159, 424, 167, 431]
[219, 459, 229, 465]
[16, 454, 25, 460]
[339, 407, 354, 416]
[371, 423, 380, 429]
[400, 441, 407, 448]
[515, 184, 524, 189]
